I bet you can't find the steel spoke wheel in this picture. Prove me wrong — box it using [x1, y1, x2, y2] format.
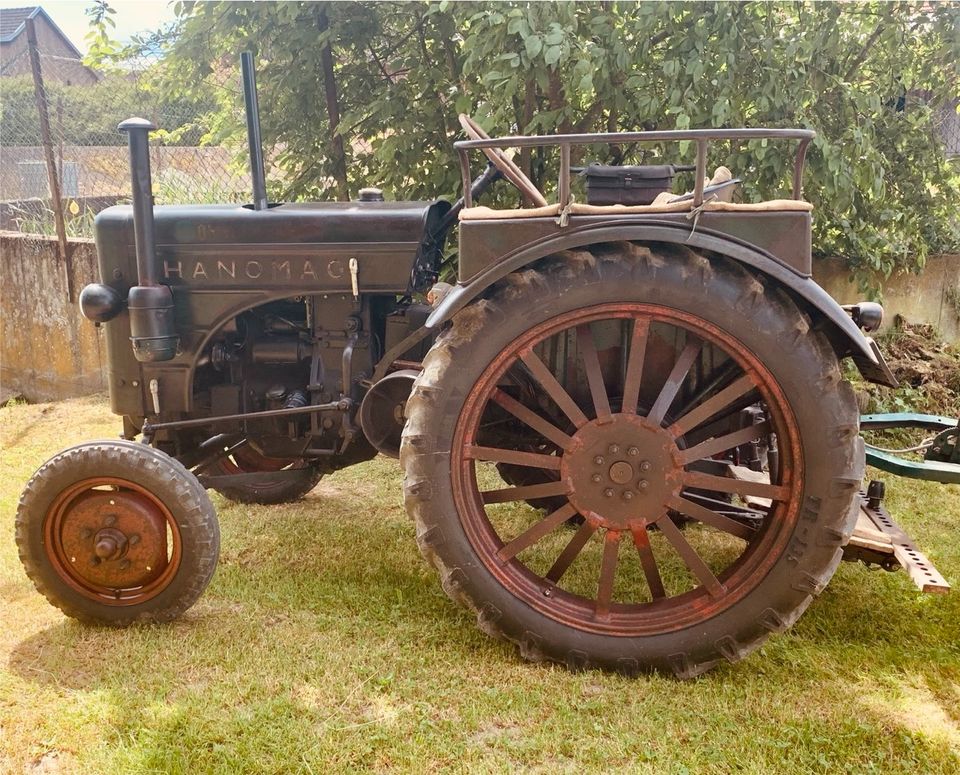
[17, 440, 219, 625]
[402, 244, 862, 676]
[208, 443, 323, 505]
[456, 302, 799, 634]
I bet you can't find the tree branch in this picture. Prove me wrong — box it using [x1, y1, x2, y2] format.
[843, 23, 884, 82]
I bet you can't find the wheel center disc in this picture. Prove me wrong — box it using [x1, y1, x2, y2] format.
[561, 413, 684, 530]
[54, 488, 170, 590]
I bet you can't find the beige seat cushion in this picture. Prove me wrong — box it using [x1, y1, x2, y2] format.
[459, 196, 812, 220]
[568, 200, 694, 215]
[703, 199, 813, 212]
[459, 204, 560, 220]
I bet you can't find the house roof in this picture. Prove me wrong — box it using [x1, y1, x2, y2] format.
[0, 6, 84, 58]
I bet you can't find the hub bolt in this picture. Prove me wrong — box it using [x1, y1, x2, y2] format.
[640, 461, 652, 472]
[129, 534, 140, 546]
[638, 480, 650, 490]
[103, 514, 117, 527]
[623, 491, 634, 501]
[608, 444, 620, 455]
[627, 447, 639, 457]
[593, 455, 605, 466]
[591, 474, 602, 483]
[119, 559, 131, 570]
[80, 527, 93, 539]
[603, 488, 614, 498]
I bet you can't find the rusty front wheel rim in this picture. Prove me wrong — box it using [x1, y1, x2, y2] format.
[451, 303, 803, 637]
[43, 477, 182, 606]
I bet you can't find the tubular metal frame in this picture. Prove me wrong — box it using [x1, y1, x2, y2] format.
[453, 127, 815, 210]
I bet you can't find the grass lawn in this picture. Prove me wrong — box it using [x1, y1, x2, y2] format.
[1, 395, 958, 774]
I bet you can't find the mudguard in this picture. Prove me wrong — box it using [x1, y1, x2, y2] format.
[426, 219, 897, 387]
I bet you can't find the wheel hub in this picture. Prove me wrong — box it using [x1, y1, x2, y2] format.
[561, 414, 684, 529]
[53, 488, 170, 590]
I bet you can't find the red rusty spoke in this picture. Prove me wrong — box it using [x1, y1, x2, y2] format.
[668, 374, 756, 438]
[576, 324, 612, 423]
[679, 421, 771, 465]
[491, 389, 573, 450]
[545, 519, 597, 583]
[465, 445, 562, 470]
[655, 515, 725, 597]
[667, 495, 756, 541]
[631, 522, 666, 600]
[481, 480, 571, 505]
[595, 530, 621, 617]
[620, 318, 649, 415]
[496, 503, 579, 562]
[646, 340, 702, 426]
[519, 348, 589, 429]
[680, 471, 787, 502]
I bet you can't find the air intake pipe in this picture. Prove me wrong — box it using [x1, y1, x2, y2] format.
[118, 117, 179, 362]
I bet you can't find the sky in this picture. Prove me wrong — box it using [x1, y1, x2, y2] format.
[0, 0, 177, 54]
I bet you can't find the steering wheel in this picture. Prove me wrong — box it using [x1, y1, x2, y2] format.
[459, 114, 548, 207]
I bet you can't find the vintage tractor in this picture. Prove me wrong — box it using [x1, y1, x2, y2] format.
[16, 56, 955, 677]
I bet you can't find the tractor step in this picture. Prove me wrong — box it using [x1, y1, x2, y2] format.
[846, 493, 951, 594]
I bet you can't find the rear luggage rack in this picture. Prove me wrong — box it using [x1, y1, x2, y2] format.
[454, 127, 814, 210]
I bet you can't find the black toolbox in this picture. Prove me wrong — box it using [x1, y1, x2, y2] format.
[582, 164, 685, 205]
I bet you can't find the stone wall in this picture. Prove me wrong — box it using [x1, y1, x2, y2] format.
[0, 232, 104, 401]
[813, 254, 960, 342]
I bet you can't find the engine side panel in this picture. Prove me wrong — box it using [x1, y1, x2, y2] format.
[93, 200, 446, 419]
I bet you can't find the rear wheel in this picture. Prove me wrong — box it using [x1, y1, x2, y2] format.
[209, 445, 323, 505]
[16, 440, 219, 625]
[402, 244, 863, 676]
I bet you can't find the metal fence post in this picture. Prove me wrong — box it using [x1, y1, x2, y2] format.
[25, 17, 74, 301]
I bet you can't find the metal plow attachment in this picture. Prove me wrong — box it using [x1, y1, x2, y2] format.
[847, 486, 951, 594]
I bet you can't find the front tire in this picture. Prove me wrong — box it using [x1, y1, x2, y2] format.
[401, 244, 863, 676]
[16, 440, 219, 625]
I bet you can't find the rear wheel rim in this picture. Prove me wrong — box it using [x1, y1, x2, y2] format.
[44, 477, 182, 606]
[451, 303, 803, 636]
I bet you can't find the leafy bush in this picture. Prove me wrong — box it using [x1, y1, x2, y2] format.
[101, 1, 960, 280]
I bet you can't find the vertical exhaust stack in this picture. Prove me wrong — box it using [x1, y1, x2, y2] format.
[241, 52, 269, 210]
[119, 117, 179, 362]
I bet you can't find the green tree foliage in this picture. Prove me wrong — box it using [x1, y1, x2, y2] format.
[120, 1, 960, 276]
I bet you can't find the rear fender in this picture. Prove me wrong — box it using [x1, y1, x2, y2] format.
[427, 220, 896, 387]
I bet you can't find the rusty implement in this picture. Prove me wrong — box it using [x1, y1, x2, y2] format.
[846, 486, 951, 594]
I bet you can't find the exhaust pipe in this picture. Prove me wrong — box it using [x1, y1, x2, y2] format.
[118, 116, 178, 362]
[241, 52, 269, 210]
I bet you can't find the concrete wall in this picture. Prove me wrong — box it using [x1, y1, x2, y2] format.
[813, 254, 960, 342]
[0, 231, 104, 401]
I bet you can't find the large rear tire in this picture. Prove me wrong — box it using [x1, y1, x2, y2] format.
[401, 244, 863, 677]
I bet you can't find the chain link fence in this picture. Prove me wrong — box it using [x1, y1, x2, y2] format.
[936, 98, 960, 159]
[1, 43, 252, 239]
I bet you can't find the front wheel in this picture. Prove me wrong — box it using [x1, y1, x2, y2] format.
[402, 244, 863, 676]
[16, 440, 219, 625]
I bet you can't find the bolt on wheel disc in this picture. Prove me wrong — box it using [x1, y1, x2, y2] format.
[44, 477, 182, 605]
